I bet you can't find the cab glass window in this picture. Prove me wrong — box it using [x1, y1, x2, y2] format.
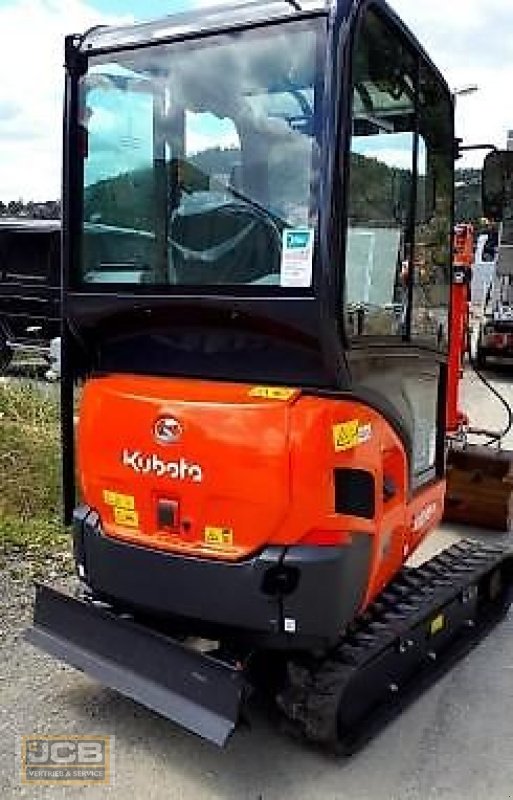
[78, 20, 324, 288]
[345, 11, 453, 351]
[412, 70, 452, 348]
[345, 11, 416, 338]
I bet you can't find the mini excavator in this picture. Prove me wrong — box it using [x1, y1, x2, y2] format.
[28, 0, 513, 751]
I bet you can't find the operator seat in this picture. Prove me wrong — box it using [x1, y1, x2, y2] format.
[169, 162, 281, 285]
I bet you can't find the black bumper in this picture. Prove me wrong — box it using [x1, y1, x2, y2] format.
[73, 506, 372, 648]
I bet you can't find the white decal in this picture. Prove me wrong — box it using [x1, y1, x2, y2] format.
[280, 228, 314, 288]
[122, 450, 203, 483]
[284, 618, 297, 633]
[357, 423, 372, 444]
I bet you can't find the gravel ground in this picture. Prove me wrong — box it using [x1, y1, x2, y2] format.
[1, 366, 513, 800]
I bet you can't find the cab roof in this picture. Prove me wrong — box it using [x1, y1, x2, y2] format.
[74, 0, 449, 100]
[78, 0, 329, 54]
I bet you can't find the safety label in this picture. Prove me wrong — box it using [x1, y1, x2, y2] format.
[103, 490, 135, 510]
[249, 386, 296, 401]
[204, 526, 234, 547]
[280, 228, 314, 288]
[332, 420, 373, 452]
[114, 507, 139, 528]
[103, 489, 139, 528]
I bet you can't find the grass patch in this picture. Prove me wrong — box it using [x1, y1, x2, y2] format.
[0, 380, 68, 569]
[0, 378, 60, 425]
[0, 513, 72, 578]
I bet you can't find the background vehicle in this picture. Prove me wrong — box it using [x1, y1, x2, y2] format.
[28, 0, 512, 752]
[473, 159, 513, 367]
[475, 268, 513, 369]
[471, 231, 497, 311]
[0, 218, 60, 372]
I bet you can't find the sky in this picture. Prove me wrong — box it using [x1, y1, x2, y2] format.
[0, 0, 512, 201]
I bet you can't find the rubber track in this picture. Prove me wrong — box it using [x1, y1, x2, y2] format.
[277, 539, 513, 753]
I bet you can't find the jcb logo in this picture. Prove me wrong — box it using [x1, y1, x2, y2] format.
[26, 740, 103, 764]
[20, 735, 113, 785]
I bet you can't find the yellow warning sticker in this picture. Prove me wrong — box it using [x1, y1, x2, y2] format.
[204, 526, 234, 547]
[249, 386, 296, 401]
[114, 507, 139, 528]
[430, 614, 445, 636]
[332, 420, 360, 452]
[103, 490, 135, 511]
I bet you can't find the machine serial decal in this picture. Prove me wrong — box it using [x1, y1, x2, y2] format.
[249, 386, 296, 400]
[121, 450, 203, 482]
[204, 526, 234, 546]
[332, 420, 373, 452]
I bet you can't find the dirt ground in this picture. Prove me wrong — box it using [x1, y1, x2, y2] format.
[1, 366, 513, 800]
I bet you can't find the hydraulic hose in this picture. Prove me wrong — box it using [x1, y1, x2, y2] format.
[466, 327, 513, 445]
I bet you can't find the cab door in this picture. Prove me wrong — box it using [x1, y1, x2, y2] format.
[342, 7, 454, 492]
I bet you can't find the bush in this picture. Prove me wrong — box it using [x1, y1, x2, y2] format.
[0, 380, 61, 520]
[0, 380, 65, 562]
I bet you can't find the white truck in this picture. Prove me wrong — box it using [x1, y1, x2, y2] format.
[475, 220, 513, 367]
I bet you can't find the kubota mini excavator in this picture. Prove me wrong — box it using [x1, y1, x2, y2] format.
[28, 0, 513, 751]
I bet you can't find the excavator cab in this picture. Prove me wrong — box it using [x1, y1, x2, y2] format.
[28, 0, 512, 750]
[58, 0, 455, 626]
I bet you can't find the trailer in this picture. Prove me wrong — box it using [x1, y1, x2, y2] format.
[0, 218, 60, 373]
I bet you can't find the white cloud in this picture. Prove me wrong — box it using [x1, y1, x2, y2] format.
[1, 0, 512, 200]
[392, 0, 513, 165]
[0, 0, 131, 202]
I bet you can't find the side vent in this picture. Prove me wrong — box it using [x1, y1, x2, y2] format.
[334, 469, 375, 519]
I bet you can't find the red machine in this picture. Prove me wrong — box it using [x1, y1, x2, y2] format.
[446, 223, 474, 433]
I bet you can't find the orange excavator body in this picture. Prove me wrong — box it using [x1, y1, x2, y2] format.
[79, 375, 445, 609]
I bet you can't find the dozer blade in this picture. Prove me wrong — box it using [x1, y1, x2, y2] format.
[26, 583, 247, 746]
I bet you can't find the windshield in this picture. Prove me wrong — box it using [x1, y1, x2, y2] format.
[78, 19, 323, 289]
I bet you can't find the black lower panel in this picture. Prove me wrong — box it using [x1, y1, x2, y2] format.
[73, 506, 372, 647]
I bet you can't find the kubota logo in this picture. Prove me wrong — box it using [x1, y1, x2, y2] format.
[122, 449, 203, 482]
[153, 416, 183, 444]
